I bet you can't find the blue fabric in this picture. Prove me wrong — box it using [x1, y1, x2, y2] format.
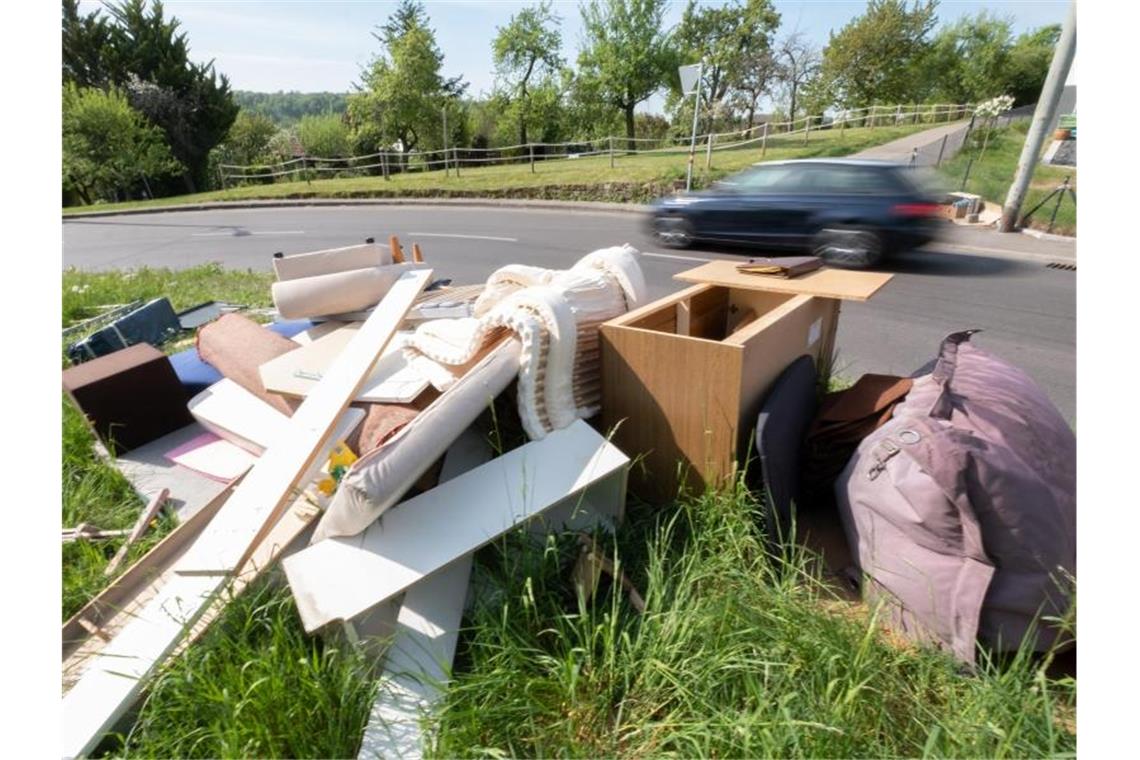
[171, 318, 313, 397]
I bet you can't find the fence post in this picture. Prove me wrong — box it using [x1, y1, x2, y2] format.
[839, 112, 846, 139]
[704, 132, 714, 170]
[959, 157, 974, 191]
[609, 136, 614, 169]
[381, 151, 389, 181]
[454, 147, 460, 178]
[869, 105, 876, 129]
[761, 122, 768, 157]
[935, 133, 948, 167]
[803, 115, 811, 145]
[529, 144, 535, 173]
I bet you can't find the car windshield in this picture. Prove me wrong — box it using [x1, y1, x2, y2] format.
[720, 165, 803, 191]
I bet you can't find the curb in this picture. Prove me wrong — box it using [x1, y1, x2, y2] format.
[1020, 227, 1076, 244]
[62, 197, 651, 219]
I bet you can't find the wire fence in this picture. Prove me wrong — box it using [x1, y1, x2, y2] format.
[218, 102, 977, 187]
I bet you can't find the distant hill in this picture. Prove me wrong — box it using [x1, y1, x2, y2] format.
[234, 91, 349, 126]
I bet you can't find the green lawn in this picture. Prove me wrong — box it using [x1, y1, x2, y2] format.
[63, 124, 934, 215]
[938, 121, 1076, 236]
[63, 264, 1074, 757]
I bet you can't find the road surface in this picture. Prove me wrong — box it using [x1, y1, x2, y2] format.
[62, 205, 1076, 420]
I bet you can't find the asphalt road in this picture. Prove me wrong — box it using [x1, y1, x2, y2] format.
[62, 205, 1076, 420]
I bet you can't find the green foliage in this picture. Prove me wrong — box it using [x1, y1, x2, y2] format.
[819, 0, 939, 108]
[118, 577, 378, 758]
[233, 91, 348, 126]
[296, 113, 352, 158]
[925, 12, 1013, 104]
[348, 1, 466, 160]
[676, 0, 780, 130]
[61, 0, 239, 194]
[62, 83, 183, 205]
[1004, 24, 1062, 106]
[215, 110, 278, 166]
[577, 0, 678, 149]
[492, 2, 565, 146]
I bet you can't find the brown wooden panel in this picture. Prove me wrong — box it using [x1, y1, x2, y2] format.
[601, 323, 743, 503]
[675, 260, 893, 302]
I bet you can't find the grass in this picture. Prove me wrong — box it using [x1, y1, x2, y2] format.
[63, 124, 935, 215]
[937, 121, 1076, 236]
[62, 264, 1075, 758]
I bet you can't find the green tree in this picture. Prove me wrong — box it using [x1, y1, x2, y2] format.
[232, 91, 349, 126]
[348, 1, 466, 167]
[216, 110, 278, 166]
[818, 0, 939, 108]
[63, 83, 183, 205]
[675, 0, 780, 131]
[925, 12, 1013, 104]
[296, 113, 352, 158]
[775, 32, 822, 122]
[1002, 24, 1061, 106]
[577, 0, 678, 151]
[492, 2, 565, 146]
[62, 0, 238, 194]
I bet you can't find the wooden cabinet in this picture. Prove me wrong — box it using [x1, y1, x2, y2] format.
[600, 261, 891, 503]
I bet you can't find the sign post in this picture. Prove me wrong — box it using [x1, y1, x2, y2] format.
[680, 62, 703, 192]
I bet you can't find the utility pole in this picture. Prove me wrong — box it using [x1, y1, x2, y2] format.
[999, 1, 1075, 232]
[683, 60, 704, 191]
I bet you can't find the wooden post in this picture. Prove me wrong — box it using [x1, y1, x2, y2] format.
[529, 144, 535, 173]
[895, 104, 902, 125]
[454, 147, 460, 178]
[760, 122, 768, 157]
[442, 106, 450, 178]
[704, 132, 713, 170]
[935, 133, 949, 167]
[609, 136, 614, 169]
[869, 105, 876, 129]
[381, 151, 389, 181]
[840, 111, 847, 139]
[803, 115, 811, 145]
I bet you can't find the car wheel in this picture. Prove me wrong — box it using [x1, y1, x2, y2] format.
[812, 227, 883, 268]
[653, 217, 695, 249]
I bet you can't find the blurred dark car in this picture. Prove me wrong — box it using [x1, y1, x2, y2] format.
[646, 158, 943, 267]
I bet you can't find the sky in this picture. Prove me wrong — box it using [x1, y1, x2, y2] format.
[77, 0, 1070, 112]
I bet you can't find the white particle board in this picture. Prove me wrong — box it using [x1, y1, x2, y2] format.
[282, 419, 630, 633]
[273, 242, 390, 281]
[115, 424, 231, 521]
[188, 378, 291, 456]
[176, 268, 431, 576]
[357, 426, 491, 760]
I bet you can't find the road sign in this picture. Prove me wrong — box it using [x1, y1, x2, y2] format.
[679, 63, 701, 95]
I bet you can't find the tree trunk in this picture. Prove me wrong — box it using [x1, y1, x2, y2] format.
[624, 103, 635, 153]
[519, 117, 527, 149]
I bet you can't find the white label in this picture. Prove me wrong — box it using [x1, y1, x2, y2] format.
[808, 318, 822, 347]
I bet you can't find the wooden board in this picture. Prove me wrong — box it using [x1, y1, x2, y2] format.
[283, 419, 630, 632]
[115, 424, 232, 521]
[259, 325, 428, 404]
[357, 426, 490, 760]
[188, 378, 291, 456]
[179, 269, 431, 575]
[273, 243, 389, 281]
[674, 259, 893, 302]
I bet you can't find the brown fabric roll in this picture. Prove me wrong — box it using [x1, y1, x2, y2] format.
[196, 314, 300, 417]
[801, 374, 913, 507]
[350, 403, 420, 454]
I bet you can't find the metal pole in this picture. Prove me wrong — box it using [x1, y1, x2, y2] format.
[1000, 0, 1076, 232]
[442, 106, 449, 178]
[935, 134, 948, 167]
[761, 122, 768, 157]
[959, 157, 974, 191]
[1048, 177, 1070, 233]
[685, 60, 704, 192]
[704, 131, 713, 170]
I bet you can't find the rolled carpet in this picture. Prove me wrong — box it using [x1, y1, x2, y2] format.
[272, 263, 430, 320]
[196, 313, 300, 416]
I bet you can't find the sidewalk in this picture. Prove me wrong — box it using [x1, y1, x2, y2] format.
[853, 121, 971, 163]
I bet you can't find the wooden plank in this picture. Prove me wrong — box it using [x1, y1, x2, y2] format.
[357, 426, 491, 760]
[115, 424, 232, 521]
[674, 260, 893, 302]
[103, 488, 169, 577]
[609, 283, 710, 330]
[283, 420, 630, 632]
[62, 493, 320, 757]
[178, 269, 431, 575]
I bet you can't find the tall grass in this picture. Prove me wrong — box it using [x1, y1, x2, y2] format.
[432, 480, 1076, 758]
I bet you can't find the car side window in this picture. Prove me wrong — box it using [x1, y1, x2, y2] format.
[809, 166, 896, 194]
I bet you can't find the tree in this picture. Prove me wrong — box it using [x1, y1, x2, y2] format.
[818, 0, 938, 108]
[233, 91, 349, 126]
[731, 44, 779, 128]
[925, 12, 1014, 104]
[577, 0, 678, 151]
[492, 2, 564, 146]
[296, 113, 352, 158]
[63, 83, 182, 204]
[61, 0, 238, 194]
[1002, 24, 1061, 106]
[675, 0, 780, 131]
[217, 110, 278, 166]
[348, 1, 466, 167]
[775, 32, 821, 122]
